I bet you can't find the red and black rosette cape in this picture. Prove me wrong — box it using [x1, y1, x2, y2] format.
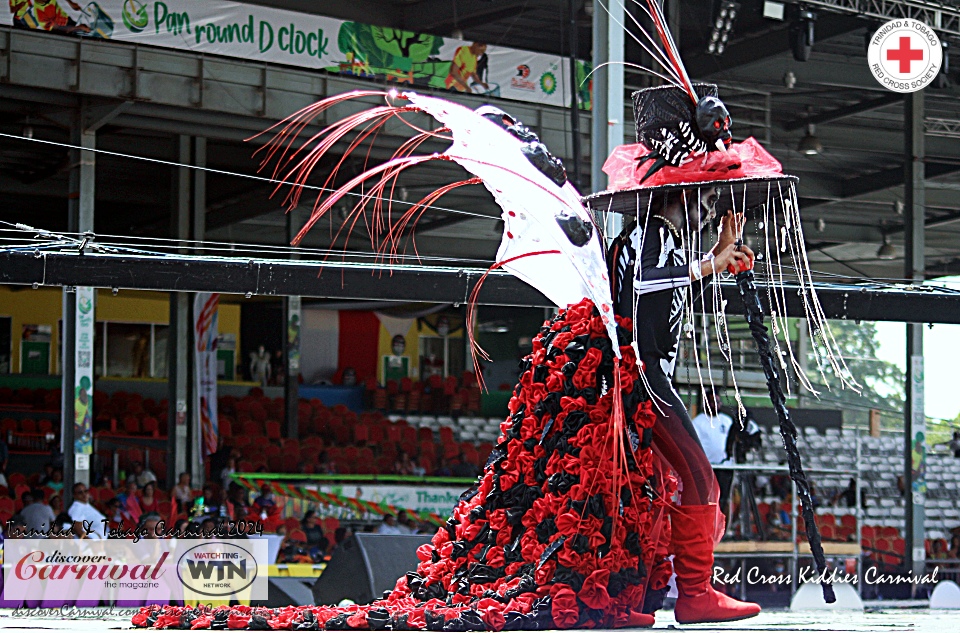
[133, 299, 669, 631]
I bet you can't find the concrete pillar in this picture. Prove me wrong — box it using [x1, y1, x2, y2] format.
[190, 137, 206, 484]
[903, 90, 926, 579]
[168, 135, 192, 490]
[591, 0, 625, 241]
[63, 117, 96, 499]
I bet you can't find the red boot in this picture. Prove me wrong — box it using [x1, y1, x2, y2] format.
[670, 504, 761, 624]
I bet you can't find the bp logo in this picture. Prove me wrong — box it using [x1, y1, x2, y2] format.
[540, 72, 557, 95]
[122, 0, 149, 33]
[177, 542, 258, 597]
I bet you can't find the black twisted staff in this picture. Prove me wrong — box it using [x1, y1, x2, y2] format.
[736, 268, 836, 604]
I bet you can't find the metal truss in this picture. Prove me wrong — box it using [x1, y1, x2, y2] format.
[926, 117, 960, 138]
[3, 249, 960, 324]
[801, 0, 960, 38]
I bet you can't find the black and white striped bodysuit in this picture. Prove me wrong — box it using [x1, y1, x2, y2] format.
[609, 217, 718, 506]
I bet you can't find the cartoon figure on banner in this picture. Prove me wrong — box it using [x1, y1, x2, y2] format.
[9, 0, 114, 37]
[912, 431, 927, 494]
[446, 42, 490, 93]
[74, 375, 93, 454]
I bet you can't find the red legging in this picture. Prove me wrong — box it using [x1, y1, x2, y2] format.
[644, 368, 719, 506]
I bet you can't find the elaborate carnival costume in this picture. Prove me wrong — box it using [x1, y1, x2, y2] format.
[135, 3, 854, 629]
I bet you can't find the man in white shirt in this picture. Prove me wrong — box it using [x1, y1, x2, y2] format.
[691, 388, 734, 508]
[67, 483, 106, 539]
[20, 490, 56, 535]
[375, 514, 402, 535]
[132, 461, 158, 487]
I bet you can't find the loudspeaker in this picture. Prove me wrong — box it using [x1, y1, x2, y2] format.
[312, 533, 432, 605]
[256, 577, 317, 608]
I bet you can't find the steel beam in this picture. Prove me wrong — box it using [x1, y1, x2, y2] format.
[782, 94, 902, 131]
[592, 0, 625, 240]
[903, 89, 926, 581]
[62, 112, 95, 498]
[5, 250, 960, 324]
[686, 14, 865, 77]
[168, 135, 191, 489]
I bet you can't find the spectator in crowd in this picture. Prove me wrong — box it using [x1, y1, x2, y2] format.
[931, 539, 948, 560]
[691, 388, 734, 507]
[49, 494, 63, 517]
[21, 489, 56, 534]
[225, 483, 249, 521]
[0, 434, 8, 483]
[39, 463, 54, 486]
[254, 484, 275, 508]
[766, 500, 791, 540]
[51, 513, 73, 538]
[132, 461, 157, 487]
[68, 483, 105, 539]
[949, 529, 960, 560]
[395, 510, 413, 534]
[139, 512, 162, 539]
[301, 511, 329, 559]
[221, 456, 237, 490]
[897, 475, 906, 497]
[317, 451, 337, 474]
[139, 482, 159, 514]
[452, 453, 478, 478]
[119, 478, 141, 524]
[6, 514, 27, 538]
[434, 457, 453, 477]
[172, 472, 193, 513]
[104, 497, 123, 529]
[45, 468, 64, 494]
[769, 473, 790, 499]
[376, 514, 402, 535]
[333, 526, 353, 550]
[394, 451, 416, 476]
[209, 436, 233, 481]
[830, 477, 859, 508]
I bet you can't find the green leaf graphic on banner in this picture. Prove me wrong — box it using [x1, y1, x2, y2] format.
[122, 0, 149, 33]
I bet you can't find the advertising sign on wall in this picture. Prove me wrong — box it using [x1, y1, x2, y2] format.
[3, 1, 591, 109]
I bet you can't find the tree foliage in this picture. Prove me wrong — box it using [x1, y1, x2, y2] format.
[808, 320, 904, 412]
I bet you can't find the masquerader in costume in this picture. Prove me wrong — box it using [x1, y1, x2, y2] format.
[134, 3, 851, 630]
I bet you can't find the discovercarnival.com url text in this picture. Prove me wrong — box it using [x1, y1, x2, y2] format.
[9, 605, 142, 619]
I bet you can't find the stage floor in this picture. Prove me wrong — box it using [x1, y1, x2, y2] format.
[0, 608, 953, 631]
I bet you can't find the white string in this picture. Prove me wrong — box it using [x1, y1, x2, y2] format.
[0, 132, 495, 223]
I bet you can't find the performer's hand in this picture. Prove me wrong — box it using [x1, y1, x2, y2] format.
[717, 211, 744, 250]
[713, 242, 754, 275]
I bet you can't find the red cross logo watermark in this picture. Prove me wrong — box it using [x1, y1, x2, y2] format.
[868, 19, 942, 93]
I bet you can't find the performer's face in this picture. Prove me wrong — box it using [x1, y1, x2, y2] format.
[684, 187, 720, 232]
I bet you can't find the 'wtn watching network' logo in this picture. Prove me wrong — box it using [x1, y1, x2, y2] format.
[177, 543, 259, 597]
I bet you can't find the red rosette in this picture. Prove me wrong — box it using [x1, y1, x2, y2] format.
[551, 331, 574, 351]
[573, 348, 603, 390]
[153, 613, 182, 630]
[190, 615, 213, 630]
[485, 545, 506, 568]
[132, 609, 150, 628]
[226, 612, 251, 629]
[578, 569, 611, 610]
[416, 543, 434, 562]
[535, 559, 557, 585]
[550, 585, 580, 628]
[481, 609, 506, 632]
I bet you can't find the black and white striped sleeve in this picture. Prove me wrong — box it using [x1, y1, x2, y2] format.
[631, 223, 691, 296]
